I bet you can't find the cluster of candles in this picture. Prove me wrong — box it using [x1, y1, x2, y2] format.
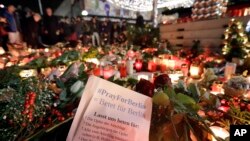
[90, 54, 204, 83]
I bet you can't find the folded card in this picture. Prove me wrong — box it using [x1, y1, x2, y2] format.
[67, 75, 152, 141]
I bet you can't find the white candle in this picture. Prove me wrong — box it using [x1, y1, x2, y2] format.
[224, 62, 236, 80]
[168, 60, 175, 70]
[126, 60, 134, 75]
[210, 126, 229, 141]
[190, 65, 200, 78]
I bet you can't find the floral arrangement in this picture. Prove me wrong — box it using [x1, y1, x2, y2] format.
[0, 43, 250, 141]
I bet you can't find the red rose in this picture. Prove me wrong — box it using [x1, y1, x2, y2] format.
[135, 79, 154, 97]
[154, 74, 172, 89]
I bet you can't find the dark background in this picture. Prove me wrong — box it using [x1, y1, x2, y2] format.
[0, 0, 62, 12]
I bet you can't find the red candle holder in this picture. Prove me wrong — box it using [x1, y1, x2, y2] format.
[134, 59, 142, 72]
[103, 66, 114, 79]
[93, 67, 101, 76]
[119, 64, 127, 78]
[148, 61, 156, 72]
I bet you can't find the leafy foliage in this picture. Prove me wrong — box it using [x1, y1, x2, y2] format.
[51, 50, 80, 66]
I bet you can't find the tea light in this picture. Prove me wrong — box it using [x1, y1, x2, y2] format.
[224, 62, 236, 80]
[209, 126, 229, 141]
[190, 65, 201, 79]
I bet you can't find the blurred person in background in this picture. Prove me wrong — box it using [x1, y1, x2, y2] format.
[0, 16, 8, 51]
[89, 16, 100, 47]
[25, 13, 42, 49]
[3, 5, 21, 45]
[42, 7, 59, 45]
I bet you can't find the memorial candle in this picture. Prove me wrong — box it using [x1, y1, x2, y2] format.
[148, 61, 156, 72]
[160, 59, 168, 72]
[93, 67, 101, 76]
[224, 62, 236, 80]
[189, 65, 201, 79]
[103, 66, 114, 79]
[181, 64, 189, 77]
[126, 59, 134, 75]
[119, 64, 127, 78]
[134, 59, 142, 72]
[168, 60, 175, 70]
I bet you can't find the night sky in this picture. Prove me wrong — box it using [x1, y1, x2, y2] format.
[0, 0, 62, 12]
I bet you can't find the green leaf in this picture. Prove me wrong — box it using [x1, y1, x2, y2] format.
[127, 78, 138, 86]
[113, 79, 126, 86]
[187, 83, 200, 102]
[176, 93, 196, 105]
[164, 87, 176, 100]
[108, 76, 115, 81]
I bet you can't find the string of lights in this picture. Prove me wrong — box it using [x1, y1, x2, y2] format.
[107, 0, 195, 12]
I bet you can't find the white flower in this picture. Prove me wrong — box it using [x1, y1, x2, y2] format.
[3, 115, 6, 120]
